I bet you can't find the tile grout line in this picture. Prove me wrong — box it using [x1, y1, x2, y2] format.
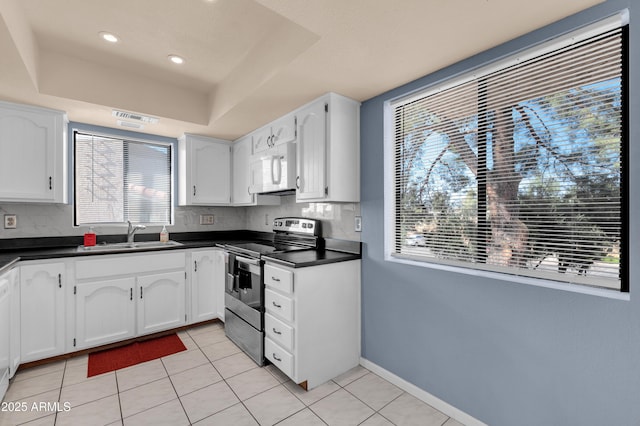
[159, 353, 192, 425]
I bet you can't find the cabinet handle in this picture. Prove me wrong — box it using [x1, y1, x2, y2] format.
[267, 135, 272, 147]
[58, 273, 61, 288]
[296, 176, 300, 190]
[194, 260, 198, 272]
[193, 185, 196, 196]
[247, 186, 251, 195]
[272, 301, 282, 308]
[272, 276, 281, 282]
[272, 327, 282, 335]
[49, 177, 52, 190]
[130, 288, 133, 301]
[273, 353, 282, 362]
[140, 286, 143, 299]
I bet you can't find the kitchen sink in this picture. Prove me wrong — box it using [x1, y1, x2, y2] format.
[77, 240, 183, 252]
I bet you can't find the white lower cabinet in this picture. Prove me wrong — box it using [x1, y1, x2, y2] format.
[188, 248, 227, 324]
[0, 272, 10, 401]
[73, 252, 186, 351]
[20, 262, 66, 363]
[189, 250, 217, 324]
[8, 267, 20, 378]
[263, 260, 361, 390]
[137, 271, 185, 336]
[74, 277, 136, 350]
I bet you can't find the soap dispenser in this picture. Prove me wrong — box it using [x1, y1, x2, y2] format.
[160, 225, 169, 243]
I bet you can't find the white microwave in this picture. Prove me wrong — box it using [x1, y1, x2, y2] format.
[249, 142, 297, 194]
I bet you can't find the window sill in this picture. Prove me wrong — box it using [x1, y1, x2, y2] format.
[386, 254, 630, 301]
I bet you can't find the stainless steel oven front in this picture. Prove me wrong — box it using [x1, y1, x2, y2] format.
[224, 253, 264, 365]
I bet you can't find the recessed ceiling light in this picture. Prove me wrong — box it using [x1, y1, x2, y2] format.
[99, 32, 119, 43]
[168, 54, 184, 65]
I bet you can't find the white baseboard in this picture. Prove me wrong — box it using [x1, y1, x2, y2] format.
[359, 358, 487, 426]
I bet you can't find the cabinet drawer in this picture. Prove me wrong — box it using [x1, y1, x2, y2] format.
[265, 338, 293, 378]
[264, 264, 293, 294]
[265, 289, 293, 322]
[265, 313, 294, 351]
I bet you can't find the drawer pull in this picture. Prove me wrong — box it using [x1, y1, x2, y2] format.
[272, 301, 282, 308]
[272, 327, 282, 335]
[272, 276, 281, 282]
[273, 353, 282, 362]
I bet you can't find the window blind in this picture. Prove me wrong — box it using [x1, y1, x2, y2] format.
[391, 25, 625, 290]
[74, 132, 172, 226]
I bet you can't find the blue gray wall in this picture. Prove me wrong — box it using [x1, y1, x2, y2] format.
[360, 1, 639, 425]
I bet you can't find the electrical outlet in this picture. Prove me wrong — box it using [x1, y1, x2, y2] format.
[199, 214, 214, 225]
[4, 214, 17, 229]
[355, 216, 362, 232]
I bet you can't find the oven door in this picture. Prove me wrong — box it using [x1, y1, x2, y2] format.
[225, 253, 263, 330]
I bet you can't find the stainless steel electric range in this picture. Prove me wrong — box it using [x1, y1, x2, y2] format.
[222, 217, 321, 365]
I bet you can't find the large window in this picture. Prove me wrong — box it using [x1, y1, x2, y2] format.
[387, 17, 627, 291]
[74, 131, 173, 226]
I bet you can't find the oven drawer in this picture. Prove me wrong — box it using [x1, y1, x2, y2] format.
[264, 264, 293, 294]
[265, 289, 294, 322]
[265, 337, 294, 378]
[265, 313, 294, 351]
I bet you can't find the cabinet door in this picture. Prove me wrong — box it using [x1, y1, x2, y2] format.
[8, 268, 20, 378]
[20, 262, 65, 363]
[75, 278, 136, 350]
[137, 271, 185, 335]
[0, 106, 61, 202]
[190, 137, 231, 205]
[232, 137, 254, 205]
[296, 101, 327, 201]
[251, 127, 272, 154]
[271, 113, 297, 147]
[0, 276, 9, 400]
[191, 251, 217, 323]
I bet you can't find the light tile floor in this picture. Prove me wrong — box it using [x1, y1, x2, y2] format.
[1, 322, 464, 426]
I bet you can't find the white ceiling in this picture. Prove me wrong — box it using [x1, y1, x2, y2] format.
[0, 0, 603, 140]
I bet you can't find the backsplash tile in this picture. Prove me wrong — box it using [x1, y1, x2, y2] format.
[0, 197, 359, 241]
[0, 203, 246, 239]
[245, 195, 361, 241]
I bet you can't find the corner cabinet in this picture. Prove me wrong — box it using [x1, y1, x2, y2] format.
[263, 259, 361, 390]
[296, 93, 360, 203]
[179, 134, 232, 205]
[0, 101, 68, 203]
[20, 261, 66, 363]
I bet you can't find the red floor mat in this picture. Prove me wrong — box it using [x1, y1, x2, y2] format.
[87, 334, 186, 377]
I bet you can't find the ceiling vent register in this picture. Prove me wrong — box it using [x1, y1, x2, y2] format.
[112, 110, 159, 124]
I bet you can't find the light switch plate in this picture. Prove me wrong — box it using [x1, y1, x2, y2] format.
[4, 214, 17, 229]
[355, 216, 362, 232]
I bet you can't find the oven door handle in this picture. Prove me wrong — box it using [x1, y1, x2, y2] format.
[234, 255, 261, 266]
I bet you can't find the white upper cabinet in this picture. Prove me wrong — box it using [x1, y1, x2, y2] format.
[232, 136, 254, 205]
[0, 101, 67, 203]
[252, 112, 296, 154]
[179, 134, 231, 205]
[296, 93, 360, 203]
[296, 101, 327, 201]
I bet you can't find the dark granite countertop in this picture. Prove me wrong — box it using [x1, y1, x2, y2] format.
[263, 248, 360, 268]
[0, 232, 361, 273]
[0, 230, 272, 274]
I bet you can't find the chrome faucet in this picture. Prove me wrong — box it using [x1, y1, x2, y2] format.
[127, 221, 146, 243]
